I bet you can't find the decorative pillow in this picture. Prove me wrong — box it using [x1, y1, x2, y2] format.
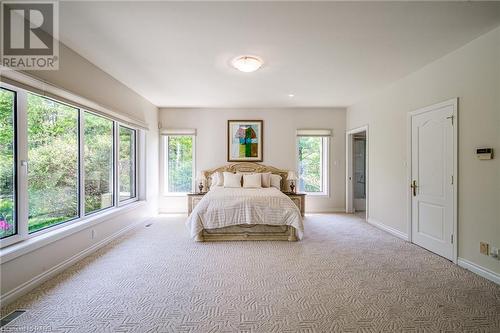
[270, 174, 282, 189]
[223, 172, 242, 188]
[210, 173, 221, 188]
[243, 173, 263, 188]
[215, 171, 224, 186]
[261, 172, 271, 188]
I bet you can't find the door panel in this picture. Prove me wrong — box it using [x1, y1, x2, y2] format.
[411, 103, 454, 260]
[418, 201, 444, 240]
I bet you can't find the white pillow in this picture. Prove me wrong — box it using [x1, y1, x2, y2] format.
[216, 171, 224, 186]
[270, 174, 282, 189]
[243, 173, 262, 188]
[261, 172, 271, 188]
[210, 173, 221, 188]
[223, 172, 242, 188]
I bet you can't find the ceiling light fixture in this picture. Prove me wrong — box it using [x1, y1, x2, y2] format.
[231, 55, 263, 73]
[288, 94, 295, 98]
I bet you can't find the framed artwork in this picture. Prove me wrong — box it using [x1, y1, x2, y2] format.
[227, 120, 263, 162]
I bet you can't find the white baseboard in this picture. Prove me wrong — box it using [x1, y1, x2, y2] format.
[458, 258, 500, 285]
[367, 218, 409, 241]
[306, 208, 346, 213]
[1, 218, 149, 306]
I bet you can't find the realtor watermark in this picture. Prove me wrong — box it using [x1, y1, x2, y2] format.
[1, 1, 59, 70]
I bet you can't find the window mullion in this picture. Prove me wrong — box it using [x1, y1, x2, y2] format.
[17, 90, 29, 240]
[113, 122, 119, 207]
[164, 136, 170, 194]
[191, 136, 196, 193]
[79, 110, 85, 217]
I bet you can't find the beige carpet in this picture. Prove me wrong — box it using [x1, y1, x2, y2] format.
[2, 214, 499, 332]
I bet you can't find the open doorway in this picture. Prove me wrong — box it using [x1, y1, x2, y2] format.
[346, 126, 368, 220]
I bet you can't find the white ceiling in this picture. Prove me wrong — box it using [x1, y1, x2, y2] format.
[59, 1, 500, 108]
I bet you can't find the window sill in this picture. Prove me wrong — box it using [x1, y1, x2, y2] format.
[0, 201, 146, 264]
[304, 192, 330, 197]
[162, 193, 189, 197]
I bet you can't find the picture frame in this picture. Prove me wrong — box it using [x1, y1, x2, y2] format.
[227, 120, 263, 162]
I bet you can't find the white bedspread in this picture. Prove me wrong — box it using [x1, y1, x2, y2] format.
[186, 187, 303, 239]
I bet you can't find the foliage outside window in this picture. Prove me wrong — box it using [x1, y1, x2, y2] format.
[297, 136, 329, 195]
[164, 135, 194, 194]
[119, 126, 136, 201]
[0, 88, 16, 239]
[0, 82, 139, 247]
[27, 93, 79, 233]
[85, 112, 114, 214]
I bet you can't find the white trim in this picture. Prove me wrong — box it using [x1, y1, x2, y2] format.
[345, 125, 369, 221]
[117, 125, 139, 204]
[407, 98, 458, 264]
[1, 69, 149, 130]
[161, 134, 196, 195]
[296, 129, 332, 137]
[305, 208, 346, 213]
[367, 218, 409, 241]
[0, 216, 150, 307]
[0, 201, 146, 264]
[160, 128, 196, 135]
[296, 136, 329, 196]
[458, 258, 500, 285]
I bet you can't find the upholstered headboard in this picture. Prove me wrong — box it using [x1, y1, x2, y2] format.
[203, 162, 289, 191]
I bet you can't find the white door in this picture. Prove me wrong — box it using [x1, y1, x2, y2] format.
[411, 101, 455, 261]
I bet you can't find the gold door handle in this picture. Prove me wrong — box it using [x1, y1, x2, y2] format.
[410, 180, 418, 196]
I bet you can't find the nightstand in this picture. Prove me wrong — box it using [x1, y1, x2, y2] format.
[284, 192, 306, 217]
[187, 192, 206, 215]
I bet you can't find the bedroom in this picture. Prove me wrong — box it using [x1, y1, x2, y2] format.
[1, 1, 499, 331]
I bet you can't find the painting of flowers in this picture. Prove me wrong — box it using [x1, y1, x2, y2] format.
[227, 120, 263, 162]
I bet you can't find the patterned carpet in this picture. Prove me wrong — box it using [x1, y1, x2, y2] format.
[2, 214, 499, 332]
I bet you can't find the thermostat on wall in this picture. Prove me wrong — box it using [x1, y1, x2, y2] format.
[476, 148, 493, 160]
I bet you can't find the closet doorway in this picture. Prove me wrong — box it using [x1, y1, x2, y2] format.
[346, 126, 368, 220]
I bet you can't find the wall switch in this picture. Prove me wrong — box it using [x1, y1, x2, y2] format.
[480, 242, 489, 255]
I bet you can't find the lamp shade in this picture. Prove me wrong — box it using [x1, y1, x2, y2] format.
[287, 171, 297, 181]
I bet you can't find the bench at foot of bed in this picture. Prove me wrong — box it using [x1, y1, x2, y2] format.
[195, 224, 298, 242]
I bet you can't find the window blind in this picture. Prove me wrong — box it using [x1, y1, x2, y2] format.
[160, 128, 197, 136]
[296, 129, 332, 137]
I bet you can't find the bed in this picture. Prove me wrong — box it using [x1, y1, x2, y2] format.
[186, 162, 304, 242]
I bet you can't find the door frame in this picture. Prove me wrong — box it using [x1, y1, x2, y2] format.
[407, 98, 458, 263]
[345, 125, 369, 219]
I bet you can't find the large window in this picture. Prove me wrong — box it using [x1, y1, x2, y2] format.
[85, 112, 114, 214]
[163, 135, 194, 194]
[297, 136, 329, 195]
[0, 88, 16, 239]
[27, 94, 79, 233]
[0, 81, 140, 247]
[119, 126, 136, 202]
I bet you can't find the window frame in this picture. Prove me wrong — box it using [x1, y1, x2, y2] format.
[118, 125, 138, 205]
[296, 135, 330, 196]
[161, 134, 196, 196]
[83, 111, 116, 216]
[0, 87, 21, 246]
[0, 81, 140, 249]
[26, 93, 81, 235]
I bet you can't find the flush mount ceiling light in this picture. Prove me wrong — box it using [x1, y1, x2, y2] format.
[231, 55, 263, 73]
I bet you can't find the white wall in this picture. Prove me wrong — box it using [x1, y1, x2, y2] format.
[1, 44, 159, 303]
[159, 108, 346, 213]
[347, 27, 500, 275]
